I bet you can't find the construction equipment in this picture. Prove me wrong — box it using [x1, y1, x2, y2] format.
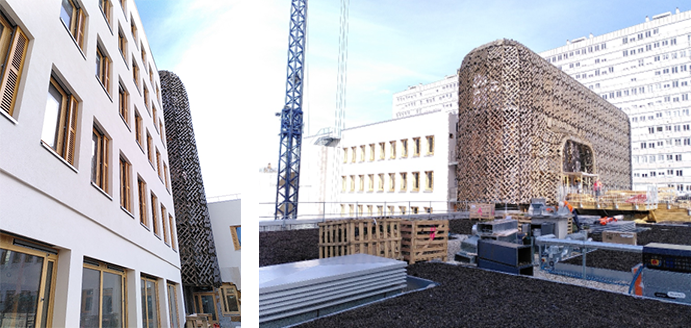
[275, 0, 308, 220]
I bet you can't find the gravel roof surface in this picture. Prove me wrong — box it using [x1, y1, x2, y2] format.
[296, 263, 691, 328]
[259, 228, 319, 267]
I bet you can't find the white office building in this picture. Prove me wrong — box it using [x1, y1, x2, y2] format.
[540, 8, 691, 193]
[0, 0, 184, 327]
[300, 109, 458, 218]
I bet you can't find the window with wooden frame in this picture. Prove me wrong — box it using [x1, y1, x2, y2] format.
[117, 26, 126, 59]
[99, 0, 111, 27]
[167, 283, 180, 328]
[169, 214, 176, 250]
[118, 83, 128, 124]
[80, 258, 126, 328]
[400, 172, 407, 191]
[138, 177, 147, 226]
[351, 146, 356, 163]
[378, 173, 384, 191]
[151, 193, 159, 236]
[163, 162, 170, 191]
[152, 105, 158, 131]
[220, 283, 240, 316]
[399, 206, 406, 215]
[141, 42, 146, 63]
[357, 204, 363, 216]
[349, 204, 354, 216]
[156, 148, 162, 178]
[60, 0, 85, 50]
[149, 66, 154, 85]
[359, 145, 365, 162]
[0, 233, 59, 328]
[413, 137, 420, 157]
[130, 19, 137, 45]
[146, 131, 153, 164]
[368, 174, 374, 192]
[358, 175, 364, 191]
[41, 77, 79, 165]
[341, 176, 346, 192]
[230, 225, 241, 250]
[369, 143, 375, 161]
[156, 84, 161, 105]
[367, 205, 373, 216]
[161, 205, 169, 244]
[424, 207, 433, 214]
[411, 206, 419, 214]
[159, 120, 165, 143]
[412, 171, 420, 192]
[119, 0, 127, 14]
[119, 156, 131, 212]
[376, 205, 383, 216]
[387, 205, 395, 215]
[96, 46, 111, 94]
[389, 140, 396, 159]
[400, 139, 408, 158]
[342, 148, 347, 163]
[134, 110, 143, 146]
[426, 135, 435, 155]
[91, 126, 110, 188]
[144, 85, 150, 110]
[140, 275, 160, 328]
[0, 14, 28, 117]
[349, 175, 355, 192]
[379, 142, 385, 159]
[425, 171, 434, 191]
[132, 59, 139, 90]
[388, 173, 395, 192]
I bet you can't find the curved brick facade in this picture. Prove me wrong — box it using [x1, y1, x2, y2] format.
[160, 70, 221, 287]
[456, 39, 631, 205]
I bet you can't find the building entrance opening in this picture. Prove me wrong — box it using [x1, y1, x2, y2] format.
[562, 140, 596, 192]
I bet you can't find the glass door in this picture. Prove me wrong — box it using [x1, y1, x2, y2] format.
[193, 293, 218, 323]
[0, 234, 58, 328]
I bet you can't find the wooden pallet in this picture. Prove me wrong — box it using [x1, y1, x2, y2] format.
[401, 219, 449, 264]
[469, 203, 495, 220]
[318, 218, 402, 260]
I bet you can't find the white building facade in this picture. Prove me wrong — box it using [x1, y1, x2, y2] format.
[392, 74, 458, 119]
[0, 1, 184, 327]
[540, 8, 691, 193]
[207, 199, 242, 326]
[300, 109, 458, 218]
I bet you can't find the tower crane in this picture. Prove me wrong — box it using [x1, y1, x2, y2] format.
[275, 0, 308, 220]
[275, 0, 350, 220]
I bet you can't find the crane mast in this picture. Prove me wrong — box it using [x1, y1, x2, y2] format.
[275, 0, 308, 220]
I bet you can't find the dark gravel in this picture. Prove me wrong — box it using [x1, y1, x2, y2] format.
[562, 224, 691, 271]
[259, 229, 319, 267]
[449, 218, 477, 234]
[297, 262, 691, 328]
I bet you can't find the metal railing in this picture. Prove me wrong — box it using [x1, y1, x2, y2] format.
[259, 200, 522, 221]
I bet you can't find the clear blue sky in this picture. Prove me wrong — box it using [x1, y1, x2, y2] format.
[136, 0, 686, 198]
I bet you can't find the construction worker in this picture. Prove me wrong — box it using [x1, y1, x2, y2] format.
[593, 178, 602, 198]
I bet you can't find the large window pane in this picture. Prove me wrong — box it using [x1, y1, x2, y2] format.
[41, 83, 63, 149]
[39, 261, 54, 328]
[167, 284, 178, 328]
[0, 249, 44, 328]
[60, 0, 74, 28]
[142, 279, 159, 328]
[80, 267, 101, 327]
[102, 272, 123, 328]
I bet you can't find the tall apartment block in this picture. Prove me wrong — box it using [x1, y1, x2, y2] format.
[0, 1, 184, 327]
[391, 74, 459, 119]
[540, 8, 691, 192]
